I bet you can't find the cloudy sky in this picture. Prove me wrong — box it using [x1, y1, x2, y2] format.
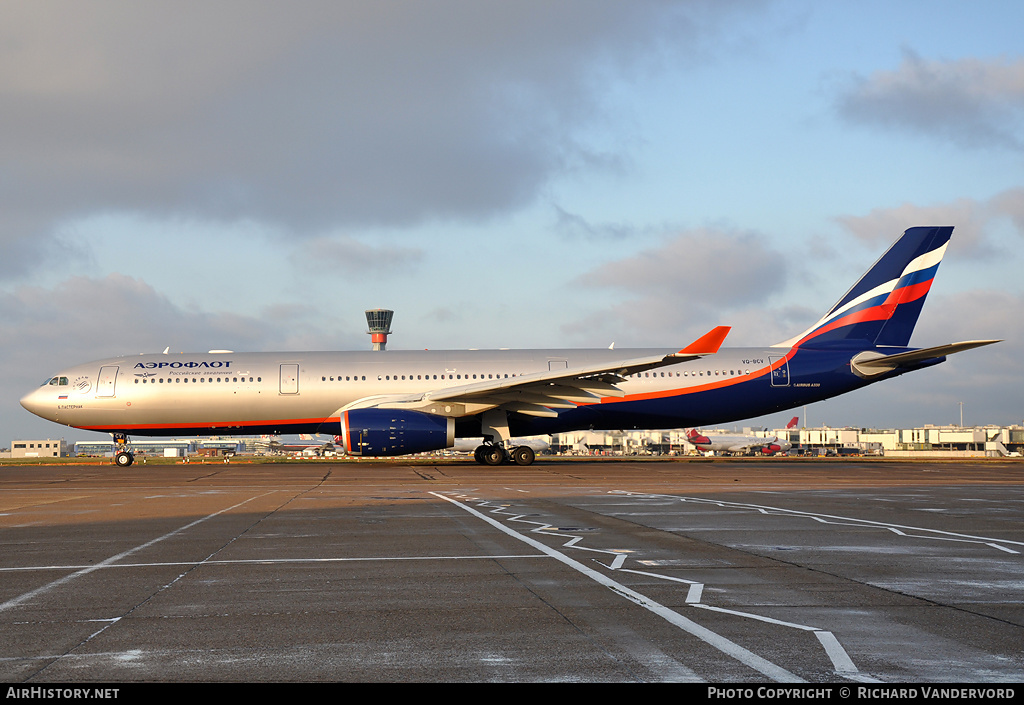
[3, 0, 1023, 443]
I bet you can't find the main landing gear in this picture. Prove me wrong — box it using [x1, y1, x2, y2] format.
[473, 444, 535, 466]
[112, 433, 135, 467]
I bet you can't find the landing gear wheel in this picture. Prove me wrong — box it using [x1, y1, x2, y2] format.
[481, 445, 506, 466]
[511, 446, 535, 466]
[114, 451, 134, 467]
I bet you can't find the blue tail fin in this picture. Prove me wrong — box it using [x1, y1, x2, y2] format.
[777, 226, 952, 349]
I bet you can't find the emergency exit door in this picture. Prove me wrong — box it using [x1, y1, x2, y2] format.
[96, 366, 119, 397]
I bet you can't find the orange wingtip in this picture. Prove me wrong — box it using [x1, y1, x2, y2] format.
[678, 326, 731, 355]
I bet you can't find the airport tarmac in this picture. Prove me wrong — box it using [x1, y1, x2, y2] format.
[1, 458, 1022, 683]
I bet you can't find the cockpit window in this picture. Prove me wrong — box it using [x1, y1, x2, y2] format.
[42, 376, 69, 386]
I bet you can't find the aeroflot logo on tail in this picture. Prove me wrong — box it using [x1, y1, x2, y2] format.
[134, 360, 232, 369]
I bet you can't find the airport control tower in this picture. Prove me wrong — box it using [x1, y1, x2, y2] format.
[365, 309, 394, 351]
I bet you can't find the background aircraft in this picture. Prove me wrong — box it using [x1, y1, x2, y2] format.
[686, 417, 798, 455]
[21, 227, 998, 467]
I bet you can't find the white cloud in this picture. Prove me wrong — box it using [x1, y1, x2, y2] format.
[0, 273, 371, 438]
[0, 1, 756, 278]
[564, 228, 788, 345]
[293, 236, 424, 275]
[834, 188, 1024, 254]
[837, 50, 1024, 151]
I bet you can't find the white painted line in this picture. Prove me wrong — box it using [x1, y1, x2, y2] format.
[987, 543, 1019, 554]
[606, 490, 885, 682]
[692, 603, 819, 631]
[432, 491, 804, 683]
[814, 630, 857, 673]
[0, 555, 549, 573]
[615, 491, 1024, 548]
[0, 492, 274, 613]
[617, 568, 700, 586]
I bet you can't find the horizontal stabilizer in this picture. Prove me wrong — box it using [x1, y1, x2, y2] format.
[852, 340, 1000, 376]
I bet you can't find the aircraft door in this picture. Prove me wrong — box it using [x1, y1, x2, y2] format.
[280, 364, 299, 394]
[96, 366, 118, 397]
[768, 356, 790, 387]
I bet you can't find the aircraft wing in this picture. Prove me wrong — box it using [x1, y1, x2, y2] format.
[344, 326, 730, 418]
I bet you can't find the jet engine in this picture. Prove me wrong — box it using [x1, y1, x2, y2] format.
[339, 408, 455, 456]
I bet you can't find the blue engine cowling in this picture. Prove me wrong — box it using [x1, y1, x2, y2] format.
[340, 408, 455, 456]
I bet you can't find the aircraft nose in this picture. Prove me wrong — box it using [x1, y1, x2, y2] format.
[20, 388, 48, 418]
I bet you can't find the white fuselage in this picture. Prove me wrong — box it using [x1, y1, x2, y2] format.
[21, 346, 794, 438]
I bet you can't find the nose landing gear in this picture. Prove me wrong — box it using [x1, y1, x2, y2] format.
[112, 433, 135, 467]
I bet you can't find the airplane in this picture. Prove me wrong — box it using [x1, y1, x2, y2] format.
[261, 434, 340, 456]
[21, 226, 999, 468]
[686, 417, 798, 456]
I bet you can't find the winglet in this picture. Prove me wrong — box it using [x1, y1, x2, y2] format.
[678, 326, 731, 356]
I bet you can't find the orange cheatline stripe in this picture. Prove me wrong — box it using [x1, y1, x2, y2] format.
[578, 355, 785, 405]
[78, 416, 331, 431]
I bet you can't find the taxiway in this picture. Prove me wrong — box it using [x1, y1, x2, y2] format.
[1, 459, 1021, 682]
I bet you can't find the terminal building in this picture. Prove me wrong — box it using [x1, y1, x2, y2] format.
[7, 439, 69, 458]
[549, 424, 1024, 458]
[73, 437, 257, 458]
[7, 424, 1023, 461]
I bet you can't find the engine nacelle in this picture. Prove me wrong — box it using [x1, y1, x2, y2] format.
[340, 408, 455, 457]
